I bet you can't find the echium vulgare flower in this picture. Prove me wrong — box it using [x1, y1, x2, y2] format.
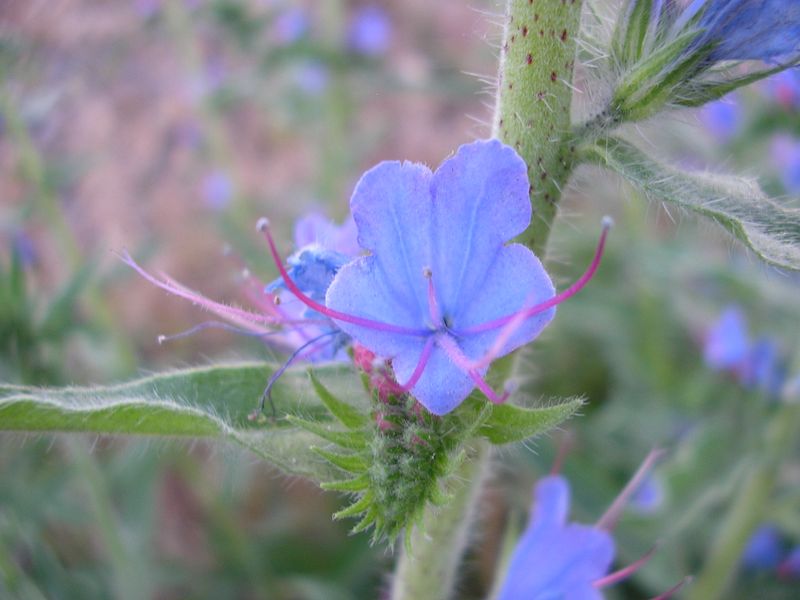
[497, 450, 687, 600]
[677, 0, 800, 62]
[258, 140, 611, 415]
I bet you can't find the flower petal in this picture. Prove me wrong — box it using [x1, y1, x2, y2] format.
[429, 139, 531, 322]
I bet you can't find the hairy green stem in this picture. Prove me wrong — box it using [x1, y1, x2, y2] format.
[494, 0, 583, 256]
[390, 440, 490, 600]
[390, 2, 583, 598]
[688, 402, 800, 600]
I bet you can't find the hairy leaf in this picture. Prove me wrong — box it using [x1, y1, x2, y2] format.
[478, 398, 584, 444]
[584, 137, 800, 271]
[0, 361, 361, 482]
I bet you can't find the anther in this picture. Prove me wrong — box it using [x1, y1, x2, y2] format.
[256, 217, 270, 232]
[422, 267, 432, 278]
[157, 335, 166, 345]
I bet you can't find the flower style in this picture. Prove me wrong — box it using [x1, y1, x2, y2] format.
[497, 451, 684, 599]
[265, 140, 607, 416]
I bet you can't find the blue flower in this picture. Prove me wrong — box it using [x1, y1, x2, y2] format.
[680, 0, 800, 62]
[201, 170, 234, 211]
[704, 306, 750, 370]
[771, 135, 800, 195]
[699, 94, 741, 143]
[324, 140, 558, 415]
[271, 8, 308, 46]
[347, 5, 392, 57]
[258, 140, 610, 415]
[498, 475, 615, 600]
[497, 451, 676, 599]
[741, 524, 784, 570]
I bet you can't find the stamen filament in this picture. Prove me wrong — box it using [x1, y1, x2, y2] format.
[593, 545, 657, 588]
[460, 216, 612, 335]
[157, 320, 321, 347]
[397, 336, 436, 392]
[650, 576, 692, 600]
[424, 268, 443, 326]
[596, 448, 665, 531]
[436, 333, 510, 404]
[257, 218, 429, 337]
[257, 330, 337, 418]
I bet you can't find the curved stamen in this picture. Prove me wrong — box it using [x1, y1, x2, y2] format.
[436, 334, 510, 404]
[460, 216, 613, 336]
[156, 320, 321, 347]
[650, 576, 692, 600]
[256, 330, 338, 418]
[396, 336, 436, 392]
[423, 267, 443, 326]
[593, 545, 657, 589]
[257, 218, 429, 337]
[597, 448, 665, 531]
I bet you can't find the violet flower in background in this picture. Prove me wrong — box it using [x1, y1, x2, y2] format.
[741, 524, 784, 571]
[11, 230, 38, 268]
[497, 451, 669, 599]
[347, 5, 391, 57]
[771, 135, 800, 195]
[778, 546, 800, 578]
[292, 61, 330, 95]
[201, 170, 234, 211]
[699, 94, 741, 143]
[497, 475, 615, 600]
[763, 67, 800, 110]
[293, 211, 360, 257]
[628, 474, 665, 515]
[270, 7, 309, 46]
[703, 305, 749, 371]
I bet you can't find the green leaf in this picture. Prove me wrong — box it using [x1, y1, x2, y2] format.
[614, 0, 653, 68]
[312, 447, 368, 473]
[674, 62, 795, 108]
[0, 361, 361, 482]
[583, 137, 800, 271]
[287, 416, 369, 450]
[478, 398, 584, 445]
[309, 370, 368, 429]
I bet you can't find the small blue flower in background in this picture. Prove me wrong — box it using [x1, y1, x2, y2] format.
[699, 94, 741, 143]
[270, 7, 308, 46]
[741, 524, 784, 571]
[704, 305, 750, 371]
[778, 545, 800, 578]
[703, 306, 792, 399]
[201, 170, 234, 211]
[498, 475, 615, 600]
[293, 210, 360, 257]
[763, 67, 800, 110]
[347, 5, 392, 57]
[11, 230, 38, 268]
[679, 0, 800, 62]
[770, 135, 800, 195]
[628, 474, 665, 515]
[497, 451, 681, 599]
[292, 61, 330, 95]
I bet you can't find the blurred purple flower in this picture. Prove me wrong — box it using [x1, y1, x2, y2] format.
[704, 305, 749, 371]
[498, 451, 673, 599]
[628, 474, 665, 515]
[498, 475, 615, 600]
[271, 8, 309, 45]
[741, 337, 787, 396]
[293, 210, 359, 257]
[11, 230, 38, 267]
[201, 170, 234, 210]
[293, 61, 330, 95]
[763, 67, 800, 110]
[347, 5, 391, 57]
[699, 94, 741, 143]
[770, 135, 800, 195]
[742, 524, 784, 570]
[134, 0, 161, 18]
[778, 545, 800, 578]
[679, 0, 800, 61]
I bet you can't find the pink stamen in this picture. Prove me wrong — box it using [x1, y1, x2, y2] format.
[396, 336, 436, 393]
[650, 576, 692, 600]
[424, 268, 443, 326]
[593, 545, 657, 589]
[156, 320, 309, 349]
[257, 218, 429, 337]
[435, 334, 510, 403]
[461, 216, 613, 335]
[550, 431, 575, 475]
[596, 448, 665, 531]
[121, 251, 285, 330]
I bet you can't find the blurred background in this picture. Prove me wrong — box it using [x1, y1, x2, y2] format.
[1, 1, 798, 598]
